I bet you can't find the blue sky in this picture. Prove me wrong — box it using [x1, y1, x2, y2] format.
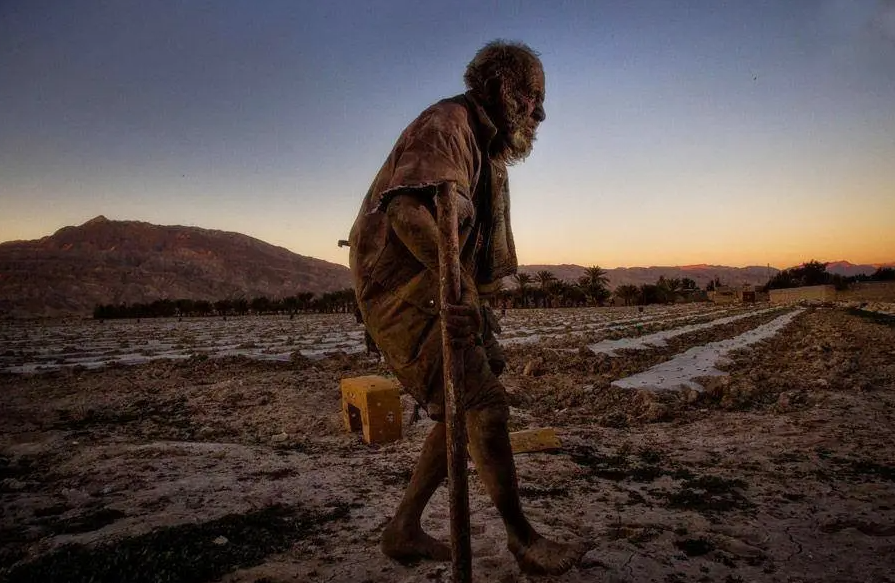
[1, 0, 893, 268]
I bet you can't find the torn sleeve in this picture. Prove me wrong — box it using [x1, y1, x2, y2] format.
[374, 126, 474, 211]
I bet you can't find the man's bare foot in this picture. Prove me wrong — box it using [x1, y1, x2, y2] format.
[381, 521, 451, 563]
[509, 535, 588, 575]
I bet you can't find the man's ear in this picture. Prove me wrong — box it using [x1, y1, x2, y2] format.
[483, 76, 504, 106]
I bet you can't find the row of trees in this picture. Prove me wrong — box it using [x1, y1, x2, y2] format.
[494, 267, 703, 308]
[617, 275, 702, 306]
[763, 260, 895, 291]
[92, 289, 358, 320]
[95, 263, 767, 320]
[502, 266, 612, 308]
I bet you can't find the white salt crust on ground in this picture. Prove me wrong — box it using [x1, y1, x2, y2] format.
[0, 304, 754, 373]
[586, 306, 780, 356]
[499, 305, 741, 346]
[612, 308, 804, 392]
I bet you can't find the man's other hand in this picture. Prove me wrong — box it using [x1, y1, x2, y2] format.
[443, 303, 482, 345]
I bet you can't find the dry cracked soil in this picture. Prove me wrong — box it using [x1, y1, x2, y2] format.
[2, 306, 894, 583]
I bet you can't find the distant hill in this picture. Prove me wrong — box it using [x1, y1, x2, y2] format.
[0, 216, 351, 317]
[824, 261, 893, 278]
[1, 216, 890, 318]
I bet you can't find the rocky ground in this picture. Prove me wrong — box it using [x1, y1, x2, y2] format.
[2, 306, 894, 582]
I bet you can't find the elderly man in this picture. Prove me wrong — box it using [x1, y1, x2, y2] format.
[348, 40, 584, 575]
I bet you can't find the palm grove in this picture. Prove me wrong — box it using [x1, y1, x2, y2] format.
[92, 266, 702, 319]
[94, 261, 894, 320]
[500, 267, 701, 309]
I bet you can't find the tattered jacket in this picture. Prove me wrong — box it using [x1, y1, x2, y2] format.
[349, 91, 517, 319]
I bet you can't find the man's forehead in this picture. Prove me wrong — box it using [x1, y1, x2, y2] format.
[531, 66, 545, 90]
[526, 63, 545, 95]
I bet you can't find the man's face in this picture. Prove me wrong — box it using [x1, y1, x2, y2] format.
[499, 63, 546, 165]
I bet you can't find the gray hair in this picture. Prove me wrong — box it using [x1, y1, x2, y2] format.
[464, 40, 541, 95]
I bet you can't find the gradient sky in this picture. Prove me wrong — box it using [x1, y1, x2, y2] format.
[1, 0, 893, 269]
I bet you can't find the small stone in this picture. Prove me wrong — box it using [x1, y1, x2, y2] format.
[644, 402, 669, 422]
[715, 534, 763, 558]
[703, 375, 730, 398]
[271, 432, 288, 443]
[580, 548, 605, 569]
[102, 485, 114, 495]
[522, 357, 544, 377]
[213, 536, 228, 545]
[776, 392, 791, 412]
[197, 426, 215, 438]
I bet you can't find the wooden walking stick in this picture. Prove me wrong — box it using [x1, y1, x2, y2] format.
[435, 181, 473, 583]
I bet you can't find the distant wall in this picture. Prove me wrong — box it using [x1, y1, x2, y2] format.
[837, 281, 895, 302]
[769, 285, 836, 304]
[708, 290, 737, 304]
[708, 287, 767, 304]
[769, 282, 895, 304]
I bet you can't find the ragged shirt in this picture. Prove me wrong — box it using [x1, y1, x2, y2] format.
[348, 92, 517, 389]
[349, 91, 517, 314]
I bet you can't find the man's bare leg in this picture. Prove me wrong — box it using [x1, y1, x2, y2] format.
[381, 422, 452, 561]
[467, 407, 586, 575]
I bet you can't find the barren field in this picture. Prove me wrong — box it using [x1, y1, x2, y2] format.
[2, 303, 895, 583]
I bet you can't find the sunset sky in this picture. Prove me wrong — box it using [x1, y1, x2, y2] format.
[1, 0, 893, 269]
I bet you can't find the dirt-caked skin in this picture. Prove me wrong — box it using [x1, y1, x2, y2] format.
[348, 40, 587, 575]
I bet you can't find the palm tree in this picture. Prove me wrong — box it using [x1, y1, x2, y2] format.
[337, 288, 357, 313]
[872, 267, 895, 281]
[233, 297, 249, 316]
[639, 283, 661, 305]
[513, 272, 533, 308]
[615, 284, 640, 306]
[535, 270, 556, 289]
[578, 265, 611, 306]
[194, 300, 213, 316]
[250, 296, 272, 314]
[283, 296, 299, 317]
[550, 280, 569, 307]
[661, 277, 682, 303]
[214, 299, 233, 318]
[535, 270, 556, 307]
[175, 299, 195, 318]
[297, 292, 315, 312]
[583, 266, 610, 288]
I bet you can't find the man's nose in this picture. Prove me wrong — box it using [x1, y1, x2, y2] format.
[532, 104, 546, 123]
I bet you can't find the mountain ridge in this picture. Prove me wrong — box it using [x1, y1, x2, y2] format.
[0, 216, 352, 317]
[1, 216, 891, 317]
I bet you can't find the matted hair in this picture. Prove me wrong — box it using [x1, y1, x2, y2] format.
[464, 40, 541, 95]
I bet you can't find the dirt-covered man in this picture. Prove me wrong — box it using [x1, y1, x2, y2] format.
[348, 40, 585, 575]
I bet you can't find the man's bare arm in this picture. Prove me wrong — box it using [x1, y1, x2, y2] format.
[387, 191, 480, 339]
[386, 192, 441, 274]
